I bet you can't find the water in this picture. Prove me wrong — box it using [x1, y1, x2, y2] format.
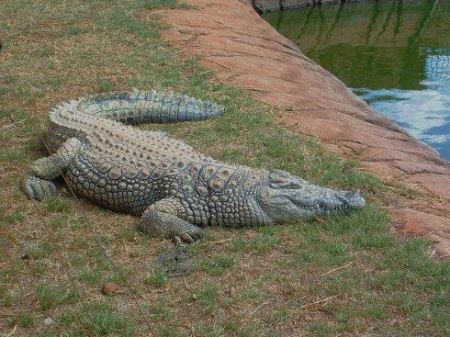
[263, 0, 450, 160]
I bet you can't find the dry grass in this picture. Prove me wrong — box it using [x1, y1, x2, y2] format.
[0, 1, 448, 336]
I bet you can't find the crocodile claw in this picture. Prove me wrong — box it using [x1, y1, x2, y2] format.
[174, 229, 204, 245]
[23, 176, 56, 201]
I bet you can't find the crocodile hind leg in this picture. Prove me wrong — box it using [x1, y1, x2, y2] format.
[24, 138, 81, 201]
[138, 198, 205, 243]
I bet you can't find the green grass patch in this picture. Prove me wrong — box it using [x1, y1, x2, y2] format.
[230, 231, 280, 254]
[199, 282, 219, 315]
[45, 197, 71, 213]
[26, 241, 52, 259]
[36, 282, 79, 311]
[144, 269, 169, 287]
[77, 269, 102, 284]
[97, 79, 115, 92]
[200, 254, 235, 276]
[80, 301, 135, 336]
[0, 208, 25, 226]
[149, 301, 172, 321]
[8, 311, 34, 328]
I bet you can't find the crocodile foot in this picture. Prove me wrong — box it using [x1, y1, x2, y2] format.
[138, 199, 205, 244]
[23, 176, 57, 201]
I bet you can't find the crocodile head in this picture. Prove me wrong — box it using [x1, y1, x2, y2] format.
[257, 170, 365, 223]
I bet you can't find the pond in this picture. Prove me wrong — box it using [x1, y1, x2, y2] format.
[263, 0, 450, 160]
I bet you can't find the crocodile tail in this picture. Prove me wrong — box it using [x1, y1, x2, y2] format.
[76, 89, 225, 124]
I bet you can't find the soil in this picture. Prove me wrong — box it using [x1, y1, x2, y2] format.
[153, 245, 195, 277]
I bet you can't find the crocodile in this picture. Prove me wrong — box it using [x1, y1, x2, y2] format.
[23, 90, 365, 243]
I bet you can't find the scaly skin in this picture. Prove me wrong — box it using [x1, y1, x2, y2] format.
[24, 90, 365, 242]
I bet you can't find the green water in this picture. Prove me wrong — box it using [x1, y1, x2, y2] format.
[263, 0, 450, 160]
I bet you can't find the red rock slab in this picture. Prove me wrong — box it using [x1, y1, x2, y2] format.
[393, 208, 450, 258]
[150, 0, 450, 256]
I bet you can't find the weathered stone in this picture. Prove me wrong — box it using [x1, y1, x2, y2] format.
[43, 318, 55, 326]
[101, 282, 120, 295]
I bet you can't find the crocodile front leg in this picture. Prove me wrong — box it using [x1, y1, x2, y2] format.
[23, 138, 81, 201]
[138, 198, 205, 243]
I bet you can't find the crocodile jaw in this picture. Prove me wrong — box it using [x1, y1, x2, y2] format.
[257, 170, 365, 223]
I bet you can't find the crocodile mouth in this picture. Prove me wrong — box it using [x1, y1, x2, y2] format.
[290, 190, 365, 215]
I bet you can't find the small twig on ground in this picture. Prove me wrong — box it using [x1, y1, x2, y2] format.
[2, 118, 29, 130]
[322, 261, 353, 276]
[183, 279, 191, 291]
[250, 301, 269, 315]
[3, 325, 17, 337]
[300, 295, 337, 310]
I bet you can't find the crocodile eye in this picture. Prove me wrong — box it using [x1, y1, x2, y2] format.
[269, 179, 301, 189]
[269, 170, 302, 189]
